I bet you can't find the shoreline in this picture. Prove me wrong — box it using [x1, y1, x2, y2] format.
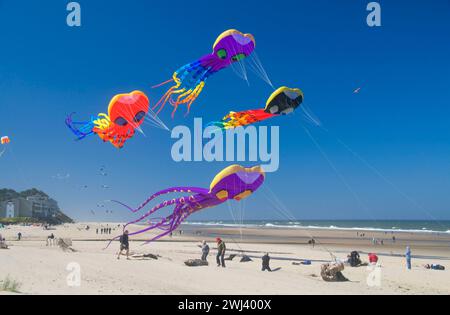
[182, 221, 450, 235]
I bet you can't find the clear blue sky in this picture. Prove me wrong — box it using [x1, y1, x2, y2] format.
[0, 0, 449, 222]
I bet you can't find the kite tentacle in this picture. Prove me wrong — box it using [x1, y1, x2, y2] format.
[104, 216, 171, 250]
[106, 203, 186, 248]
[210, 109, 277, 130]
[152, 86, 177, 114]
[124, 190, 210, 230]
[154, 63, 212, 117]
[142, 206, 185, 245]
[123, 198, 179, 230]
[65, 113, 96, 140]
[151, 78, 174, 89]
[112, 187, 208, 214]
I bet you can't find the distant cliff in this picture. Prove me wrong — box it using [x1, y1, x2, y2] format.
[0, 188, 49, 202]
[0, 188, 73, 224]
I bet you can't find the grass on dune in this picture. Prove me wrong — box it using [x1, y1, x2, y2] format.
[0, 276, 22, 293]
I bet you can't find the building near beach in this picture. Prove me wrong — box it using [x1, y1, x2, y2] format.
[0, 195, 60, 219]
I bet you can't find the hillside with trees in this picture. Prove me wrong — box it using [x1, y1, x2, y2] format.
[0, 188, 73, 224]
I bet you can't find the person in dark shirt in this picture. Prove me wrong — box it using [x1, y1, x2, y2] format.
[262, 253, 272, 272]
[216, 238, 226, 268]
[117, 230, 130, 260]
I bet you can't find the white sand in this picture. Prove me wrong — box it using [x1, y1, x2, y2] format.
[1, 223, 449, 295]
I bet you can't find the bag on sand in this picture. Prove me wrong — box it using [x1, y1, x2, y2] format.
[240, 255, 253, 263]
[224, 254, 237, 261]
[132, 253, 159, 260]
[185, 259, 209, 267]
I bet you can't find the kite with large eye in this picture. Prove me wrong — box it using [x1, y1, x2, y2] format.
[65, 91, 149, 149]
[210, 87, 304, 130]
[152, 29, 256, 117]
[106, 165, 265, 246]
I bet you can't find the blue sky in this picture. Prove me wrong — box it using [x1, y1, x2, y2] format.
[0, 0, 449, 222]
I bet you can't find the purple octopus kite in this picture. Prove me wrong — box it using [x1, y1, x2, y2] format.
[108, 165, 265, 246]
[152, 29, 256, 117]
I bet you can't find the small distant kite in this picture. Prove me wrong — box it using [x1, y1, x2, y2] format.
[210, 87, 304, 129]
[66, 91, 150, 149]
[1, 136, 10, 157]
[52, 173, 70, 180]
[353, 87, 361, 94]
[107, 165, 265, 246]
[152, 29, 256, 117]
[98, 165, 108, 176]
[1, 136, 10, 145]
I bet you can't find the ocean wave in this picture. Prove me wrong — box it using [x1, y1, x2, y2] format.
[182, 221, 450, 234]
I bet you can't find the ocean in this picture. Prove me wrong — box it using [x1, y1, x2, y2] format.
[184, 220, 450, 234]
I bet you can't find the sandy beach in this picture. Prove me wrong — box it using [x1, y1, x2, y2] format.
[1, 223, 449, 295]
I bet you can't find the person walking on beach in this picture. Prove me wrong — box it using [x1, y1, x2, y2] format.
[0, 235, 8, 249]
[262, 253, 272, 272]
[17, 232, 22, 241]
[47, 233, 55, 247]
[216, 238, 226, 268]
[201, 240, 210, 261]
[117, 230, 130, 260]
[406, 246, 412, 270]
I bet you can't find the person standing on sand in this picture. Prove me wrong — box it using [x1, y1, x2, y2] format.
[262, 253, 272, 272]
[117, 230, 130, 260]
[201, 240, 210, 261]
[47, 233, 55, 247]
[17, 232, 22, 241]
[406, 246, 412, 270]
[216, 238, 226, 268]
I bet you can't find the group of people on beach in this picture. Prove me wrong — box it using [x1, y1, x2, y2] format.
[115, 230, 446, 273]
[97, 227, 112, 235]
[116, 232, 275, 271]
[200, 238, 273, 271]
[197, 238, 227, 267]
